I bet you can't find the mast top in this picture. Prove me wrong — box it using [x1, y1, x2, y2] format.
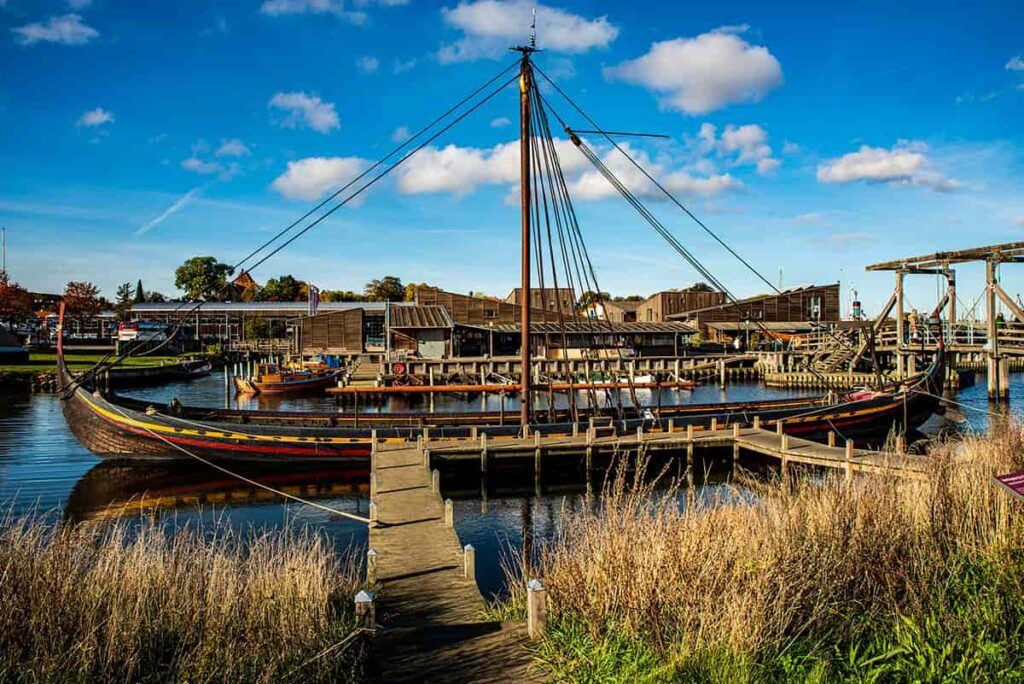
[511, 8, 538, 55]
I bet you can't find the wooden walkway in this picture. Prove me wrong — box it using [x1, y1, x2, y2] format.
[409, 424, 926, 480]
[369, 444, 541, 683]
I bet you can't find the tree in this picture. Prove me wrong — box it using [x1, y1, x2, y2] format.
[0, 271, 32, 329]
[260, 274, 305, 302]
[364, 276, 405, 302]
[133, 279, 146, 303]
[174, 257, 232, 301]
[403, 282, 433, 302]
[146, 291, 168, 303]
[614, 295, 644, 302]
[685, 282, 715, 293]
[63, 281, 101, 322]
[244, 317, 271, 339]
[115, 282, 134, 321]
[320, 289, 366, 302]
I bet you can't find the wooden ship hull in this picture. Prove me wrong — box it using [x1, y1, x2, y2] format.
[233, 369, 341, 395]
[59, 351, 946, 463]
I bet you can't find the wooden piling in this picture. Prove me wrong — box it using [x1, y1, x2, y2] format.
[444, 499, 454, 527]
[354, 590, 375, 630]
[527, 579, 547, 639]
[463, 544, 476, 580]
[432, 469, 440, 494]
[366, 548, 379, 585]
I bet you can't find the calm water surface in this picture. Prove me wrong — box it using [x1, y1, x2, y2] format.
[0, 371, 1001, 598]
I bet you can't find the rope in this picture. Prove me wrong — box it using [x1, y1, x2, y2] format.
[910, 387, 1011, 421]
[102, 399, 372, 524]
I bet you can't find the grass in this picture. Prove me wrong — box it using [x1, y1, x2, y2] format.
[500, 426, 1024, 682]
[0, 513, 367, 683]
[0, 352, 184, 373]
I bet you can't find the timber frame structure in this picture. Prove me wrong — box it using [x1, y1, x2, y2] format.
[866, 241, 1024, 398]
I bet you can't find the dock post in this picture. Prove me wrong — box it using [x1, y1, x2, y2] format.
[370, 429, 377, 458]
[572, 422, 579, 438]
[369, 501, 378, 527]
[423, 448, 431, 469]
[781, 433, 789, 452]
[444, 499, 454, 527]
[719, 360, 726, 387]
[432, 469, 440, 494]
[471, 426, 478, 440]
[370, 471, 377, 499]
[686, 424, 694, 440]
[733, 422, 740, 438]
[636, 425, 644, 443]
[753, 415, 761, 430]
[828, 431, 836, 448]
[776, 420, 784, 435]
[366, 548, 378, 585]
[423, 427, 430, 443]
[668, 418, 675, 433]
[417, 434, 423, 452]
[480, 433, 488, 474]
[711, 417, 718, 431]
[464, 544, 476, 580]
[845, 440, 854, 485]
[354, 590, 375, 631]
[527, 579, 547, 639]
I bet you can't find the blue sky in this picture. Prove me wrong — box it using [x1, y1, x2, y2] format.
[0, 0, 1021, 315]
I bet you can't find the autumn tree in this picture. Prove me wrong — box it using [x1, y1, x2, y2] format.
[260, 274, 305, 302]
[174, 257, 232, 301]
[0, 271, 32, 329]
[364, 276, 405, 302]
[320, 289, 366, 302]
[63, 281, 101, 323]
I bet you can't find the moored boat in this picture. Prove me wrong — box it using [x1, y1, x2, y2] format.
[233, 363, 342, 395]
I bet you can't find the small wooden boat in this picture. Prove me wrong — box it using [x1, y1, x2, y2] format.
[233, 363, 341, 395]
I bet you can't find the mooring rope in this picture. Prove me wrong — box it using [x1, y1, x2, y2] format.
[103, 400, 373, 524]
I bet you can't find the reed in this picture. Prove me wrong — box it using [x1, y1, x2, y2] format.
[0, 514, 366, 683]
[513, 426, 1024, 681]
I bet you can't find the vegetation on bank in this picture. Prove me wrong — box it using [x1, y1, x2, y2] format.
[502, 427, 1024, 682]
[0, 515, 367, 683]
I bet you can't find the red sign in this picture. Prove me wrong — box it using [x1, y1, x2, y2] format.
[994, 472, 1024, 503]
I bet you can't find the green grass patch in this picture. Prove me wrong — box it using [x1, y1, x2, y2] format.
[0, 351, 184, 373]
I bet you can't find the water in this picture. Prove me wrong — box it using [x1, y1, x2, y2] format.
[0, 373, 1000, 599]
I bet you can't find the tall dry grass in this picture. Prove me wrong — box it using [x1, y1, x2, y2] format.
[519, 425, 1024, 678]
[0, 514, 365, 683]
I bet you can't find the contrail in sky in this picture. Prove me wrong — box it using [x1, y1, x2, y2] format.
[135, 186, 202, 236]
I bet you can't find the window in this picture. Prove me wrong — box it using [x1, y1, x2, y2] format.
[483, 309, 497, 319]
[647, 308, 653, 322]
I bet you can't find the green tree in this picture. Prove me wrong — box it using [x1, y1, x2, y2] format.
[403, 282, 433, 302]
[174, 257, 232, 301]
[320, 289, 366, 302]
[244, 317, 271, 339]
[364, 276, 405, 302]
[133, 279, 146, 303]
[685, 282, 715, 293]
[260, 274, 305, 302]
[115, 282, 134, 321]
[146, 291, 168, 303]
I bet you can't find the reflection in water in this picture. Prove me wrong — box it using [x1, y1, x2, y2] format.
[3, 372, 1023, 598]
[64, 461, 369, 524]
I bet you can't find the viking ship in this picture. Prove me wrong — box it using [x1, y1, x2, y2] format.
[58, 41, 947, 463]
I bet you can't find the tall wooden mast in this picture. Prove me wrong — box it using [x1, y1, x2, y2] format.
[516, 44, 534, 430]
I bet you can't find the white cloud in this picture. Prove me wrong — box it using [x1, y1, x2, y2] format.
[393, 57, 417, 73]
[605, 27, 783, 115]
[215, 139, 251, 157]
[695, 122, 779, 174]
[260, 0, 402, 21]
[268, 91, 339, 133]
[490, 116, 511, 128]
[12, 14, 98, 46]
[181, 157, 222, 175]
[357, 55, 379, 73]
[135, 188, 202, 236]
[570, 142, 742, 200]
[391, 125, 410, 142]
[794, 212, 826, 225]
[271, 156, 368, 200]
[76, 107, 113, 127]
[439, 0, 618, 63]
[782, 141, 801, 155]
[817, 141, 962, 192]
[1006, 56, 1024, 72]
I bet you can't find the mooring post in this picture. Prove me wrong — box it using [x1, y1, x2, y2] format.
[686, 424, 694, 440]
[710, 417, 718, 431]
[753, 415, 761, 430]
[354, 590, 375, 630]
[423, 447, 431, 469]
[733, 422, 740, 438]
[527, 579, 547, 639]
[781, 433, 789, 452]
[572, 422, 579, 438]
[471, 426, 478, 440]
[636, 425, 644, 443]
[432, 468, 440, 494]
[480, 433, 488, 473]
[668, 418, 675, 433]
[366, 548, 378, 585]
[463, 544, 476, 580]
[776, 419, 784, 435]
[369, 501, 378, 527]
[417, 434, 423, 452]
[370, 429, 377, 458]
[444, 498, 454, 527]
[828, 431, 836, 448]
[424, 427, 430, 443]
[370, 471, 377, 499]
[845, 439, 854, 484]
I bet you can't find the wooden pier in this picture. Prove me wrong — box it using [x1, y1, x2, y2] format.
[368, 441, 541, 683]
